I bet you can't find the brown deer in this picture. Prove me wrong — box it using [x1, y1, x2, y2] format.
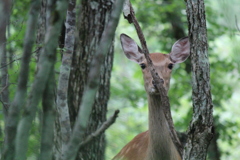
[113, 34, 190, 160]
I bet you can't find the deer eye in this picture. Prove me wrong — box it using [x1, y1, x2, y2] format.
[140, 63, 146, 69]
[168, 63, 173, 70]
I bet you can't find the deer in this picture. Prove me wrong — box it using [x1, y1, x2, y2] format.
[112, 34, 190, 160]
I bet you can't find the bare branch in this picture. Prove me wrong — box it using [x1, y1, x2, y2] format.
[79, 110, 120, 148]
[0, 57, 21, 69]
[123, 1, 183, 156]
[0, 74, 9, 94]
[0, 49, 41, 69]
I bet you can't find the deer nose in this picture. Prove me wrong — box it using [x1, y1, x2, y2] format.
[152, 78, 164, 88]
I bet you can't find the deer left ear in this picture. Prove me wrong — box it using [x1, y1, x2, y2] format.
[170, 37, 190, 64]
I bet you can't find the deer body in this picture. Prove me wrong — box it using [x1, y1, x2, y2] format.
[113, 34, 190, 160]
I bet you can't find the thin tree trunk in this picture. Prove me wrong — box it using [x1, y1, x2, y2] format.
[55, 0, 76, 158]
[0, 0, 11, 129]
[14, 0, 68, 159]
[183, 0, 214, 159]
[2, 0, 39, 159]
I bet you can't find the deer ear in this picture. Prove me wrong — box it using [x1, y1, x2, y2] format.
[120, 34, 143, 63]
[170, 37, 190, 64]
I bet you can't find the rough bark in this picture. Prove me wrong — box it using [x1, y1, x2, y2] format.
[55, 0, 76, 158]
[36, 0, 47, 59]
[67, 0, 122, 159]
[164, 1, 220, 159]
[66, 0, 119, 159]
[183, 0, 214, 159]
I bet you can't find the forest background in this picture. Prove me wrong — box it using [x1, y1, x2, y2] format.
[0, 0, 239, 160]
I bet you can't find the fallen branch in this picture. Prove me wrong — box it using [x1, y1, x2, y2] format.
[79, 110, 120, 148]
[123, 0, 183, 156]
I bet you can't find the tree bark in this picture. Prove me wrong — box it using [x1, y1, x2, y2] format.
[55, 0, 76, 159]
[36, 0, 47, 59]
[67, 0, 117, 159]
[183, 0, 214, 159]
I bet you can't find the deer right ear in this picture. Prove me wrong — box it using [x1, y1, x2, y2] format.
[170, 37, 190, 64]
[120, 34, 143, 63]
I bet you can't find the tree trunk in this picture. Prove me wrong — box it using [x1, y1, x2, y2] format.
[183, 0, 214, 159]
[0, 0, 11, 129]
[68, 0, 115, 159]
[164, 1, 220, 159]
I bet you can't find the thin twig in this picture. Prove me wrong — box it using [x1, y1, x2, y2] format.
[123, 1, 183, 156]
[0, 99, 7, 111]
[0, 74, 9, 94]
[79, 110, 120, 148]
[0, 47, 41, 69]
[0, 57, 21, 69]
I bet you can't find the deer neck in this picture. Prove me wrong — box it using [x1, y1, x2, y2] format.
[146, 94, 179, 160]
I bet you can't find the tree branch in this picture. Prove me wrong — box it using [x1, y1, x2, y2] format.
[79, 110, 120, 148]
[123, 0, 183, 156]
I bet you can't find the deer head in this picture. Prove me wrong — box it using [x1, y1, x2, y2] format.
[120, 34, 190, 95]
